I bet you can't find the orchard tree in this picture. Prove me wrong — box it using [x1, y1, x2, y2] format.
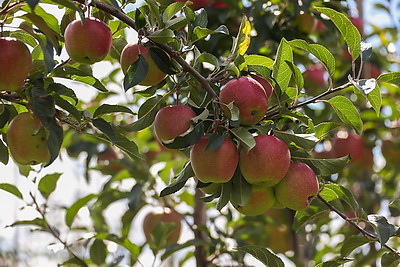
[1, 0, 400, 266]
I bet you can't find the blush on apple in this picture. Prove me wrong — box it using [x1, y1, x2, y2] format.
[176, 0, 210, 9]
[250, 74, 274, 100]
[303, 64, 327, 95]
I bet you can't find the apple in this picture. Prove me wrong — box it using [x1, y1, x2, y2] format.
[120, 43, 167, 86]
[220, 76, 268, 125]
[7, 112, 50, 165]
[250, 74, 274, 100]
[176, 0, 210, 9]
[297, 12, 317, 34]
[143, 208, 181, 246]
[239, 135, 291, 186]
[275, 161, 319, 211]
[303, 64, 327, 95]
[0, 37, 32, 92]
[64, 18, 112, 64]
[364, 62, 381, 79]
[190, 135, 239, 183]
[350, 16, 363, 35]
[154, 105, 196, 143]
[211, 0, 229, 8]
[234, 184, 275, 216]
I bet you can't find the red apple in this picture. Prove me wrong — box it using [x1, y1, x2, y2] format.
[176, 0, 210, 9]
[0, 37, 32, 92]
[64, 18, 112, 64]
[220, 76, 268, 125]
[250, 74, 274, 100]
[154, 105, 196, 143]
[350, 17, 363, 35]
[211, 0, 229, 8]
[190, 135, 239, 183]
[303, 64, 327, 95]
[233, 184, 275, 216]
[275, 162, 319, 211]
[297, 12, 317, 34]
[120, 43, 167, 86]
[364, 62, 381, 79]
[239, 135, 291, 186]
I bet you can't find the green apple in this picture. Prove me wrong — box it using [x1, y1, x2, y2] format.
[190, 135, 239, 183]
[275, 162, 319, 211]
[0, 37, 32, 92]
[234, 184, 275, 216]
[220, 76, 268, 125]
[239, 135, 291, 186]
[64, 18, 112, 64]
[120, 43, 167, 86]
[154, 105, 196, 143]
[7, 112, 50, 165]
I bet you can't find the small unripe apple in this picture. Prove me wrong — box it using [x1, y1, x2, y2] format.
[64, 18, 112, 64]
[220, 76, 268, 125]
[176, 0, 210, 9]
[303, 64, 327, 95]
[240, 135, 291, 186]
[0, 37, 32, 92]
[275, 162, 319, 211]
[190, 135, 239, 183]
[120, 43, 167, 86]
[250, 74, 274, 100]
[154, 105, 196, 143]
[143, 208, 181, 246]
[234, 184, 275, 216]
[7, 112, 50, 165]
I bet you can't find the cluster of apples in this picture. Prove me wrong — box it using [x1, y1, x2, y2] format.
[154, 76, 320, 216]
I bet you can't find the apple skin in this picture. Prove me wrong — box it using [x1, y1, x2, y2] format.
[239, 135, 291, 186]
[154, 105, 196, 143]
[275, 162, 319, 211]
[120, 43, 167, 86]
[350, 17, 363, 35]
[297, 12, 317, 34]
[176, 0, 210, 9]
[7, 112, 50, 165]
[364, 62, 381, 79]
[0, 37, 32, 92]
[303, 64, 327, 95]
[64, 18, 112, 64]
[190, 135, 239, 183]
[143, 208, 181, 246]
[250, 74, 274, 100]
[220, 76, 268, 125]
[234, 184, 275, 216]
[211, 0, 229, 8]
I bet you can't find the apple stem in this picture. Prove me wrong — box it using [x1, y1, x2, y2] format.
[317, 193, 400, 258]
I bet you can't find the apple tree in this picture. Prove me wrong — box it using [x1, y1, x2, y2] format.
[1, 0, 400, 266]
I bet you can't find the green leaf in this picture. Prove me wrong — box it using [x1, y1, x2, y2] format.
[286, 61, 304, 90]
[94, 104, 135, 118]
[381, 252, 400, 267]
[377, 72, 400, 86]
[47, 82, 78, 105]
[303, 156, 349, 176]
[216, 182, 231, 211]
[294, 201, 329, 231]
[52, 66, 108, 92]
[163, 2, 186, 21]
[123, 55, 148, 91]
[114, 132, 141, 160]
[367, 83, 381, 116]
[93, 118, 116, 144]
[230, 127, 256, 150]
[90, 239, 107, 265]
[314, 122, 342, 138]
[367, 214, 398, 245]
[0, 139, 9, 165]
[127, 183, 144, 212]
[52, 94, 82, 120]
[340, 235, 370, 257]
[50, 0, 85, 23]
[324, 184, 359, 211]
[149, 28, 175, 44]
[327, 96, 363, 134]
[288, 39, 335, 76]
[315, 7, 361, 60]
[95, 233, 140, 262]
[274, 131, 318, 151]
[273, 38, 293, 92]
[315, 258, 353, 267]
[8, 217, 47, 229]
[38, 173, 61, 199]
[150, 47, 178, 75]
[65, 193, 97, 227]
[163, 122, 204, 149]
[196, 53, 219, 68]
[205, 133, 225, 151]
[230, 169, 251, 206]
[237, 245, 284, 267]
[0, 183, 23, 199]
[242, 55, 274, 70]
[161, 239, 208, 261]
[160, 161, 194, 197]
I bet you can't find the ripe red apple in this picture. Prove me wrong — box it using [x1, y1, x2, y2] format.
[143, 208, 181, 247]
[0, 37, 32, 92]
[7, 112, 50, 165]
[350, 16, 363, 35]
[64, 18, 112, 64]
[250, 74, 274, 100]
[154, 105, 196, 143]
[234, 184, 275, 216]
[120, 43, 167, 86]
[220, 76, 268, 125]
[190, 135, 239, 183]
[297, 12, 317, 34]
[176, 0, 210, 9]
[303, 64, 327, 95]
[239, 135, 291, 186]
[364, 62, 381, 79]
[275, 162, 319, 211]
[210, 0, 229, 8]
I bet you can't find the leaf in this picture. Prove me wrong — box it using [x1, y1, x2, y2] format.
[65, 193, 97, 227]
[230, 127, 256, 150]
[377, 72, 400, 86]
[216, 182, 231, 211]
[230, 169, 251, 206]
[327, 96, 363, 134]
[302, 156, 349, 176]
[52, 66, 108, 92]
[274, 131, 318, 151]
[45, 119, 64, 167]
[90, 239, 107, 265]
[93, 118, 116, 144]
[367, 214, 398, 245]
[324, 184, 359, 211]
[163, 2, 186, 21]
[288, 39, 335, 76]
[340, 235, 371, 257]
[149, 222, 179, 252]
[273, 38, 293, 93]
[150, 47, 178, 75]
[294, 201, 329, 231]
[52, 94, 82, 120]
[236, 16, 251, 55]
[349, 75, 377, 96]
[123, 55, 148, 91]
[0, 183, 23, 199]
[8, 217, 47, 229]
[205, 133, 225, 151]
[94, 233, 140, 261]
[237, 245, 284, 267]
[381, 252, 400, 267]
[161, 239, 208, 261]
[160, 161, 194, 197]
[163, 122, 204, 149]
[0, 139, 9, 165]
[127, 183, 143, 212]
[367, 83, 381, 116]
[314, 122, 341, 138]
[315, 7, 361, 60]
[286, 61, 304, 90]
[242, 55, 274, 69]
[315, 258, 353, 267]
[38, 173, 62, 199]
[149, 28, 175, 44]
[93, 104, 135, 118]
[113, 132, 141, 160]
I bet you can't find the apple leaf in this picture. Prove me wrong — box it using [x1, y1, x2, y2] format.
[230, 169, 251, 206]
[150, 47, 179, 75]
[93, 118, 116, 144]
[315, 7, 361, 60]
[301, 155, 349, 176]
[294, 201, 329, 231]
[47, 82, 78, 105]
[127, 183, 144, 212]
[367, 214, 398, 245]
[236, 16, 251, 56]
[340, 235, 371, 257]
[0, 139, 9, 165]
[160, 161, 194, 197]
[367, 83, 382, 116]
[236, 245, 284, 267]
[273, 131, 318, 151]
[90, 239, 107, 265]
[162, 239, 209, 261]
[50, 0, 85, 23]
[193, 26, 229, 41]
[286, 60, 304, 91]
[52, 94, 82, 120]
[38, 173, 62, 199]
[323, 184, 359, 211]
[123, 55, 148, 91]
[65, 193, 97, 227]
[327, 96, 363, 134]
[216, 182, 231, 211]
[163, 2, 186, 21]
[315, 258, 353, 267]
[149, 28, 175, 44]
[377, 72, 400, 86]
[93, 104, 135, 118]
[273, 38, 293, 93]
[381, 252, 400, 267]
[230, 127, 255, 150]
[0, 183, 23, 199]
[205, 133, 225, 151]
[288, 39, 335, 76]
[8, 217, 47, 229]
[196, 52, 219, 68]
[314, 122, 342, 138]
[149, 222, 178, 252]
[94, 233, 140, 261]
[113, 132, 141, 160]
[164, 122, 204, 149]
[241, 55, 274, 70]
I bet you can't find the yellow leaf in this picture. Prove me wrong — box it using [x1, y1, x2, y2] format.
[237, 16, 251, 56]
